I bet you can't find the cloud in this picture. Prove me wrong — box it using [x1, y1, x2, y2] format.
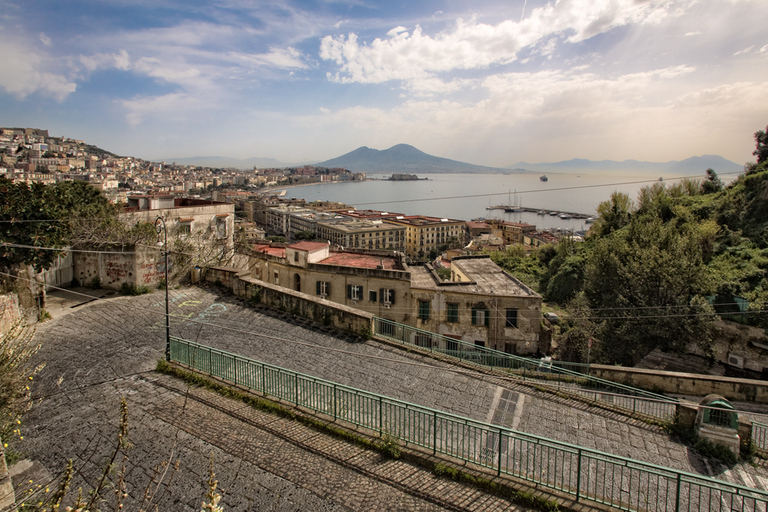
[0, 33, 76, 101]
[227, 47, 307, 70]
[320, 0, 684, 84]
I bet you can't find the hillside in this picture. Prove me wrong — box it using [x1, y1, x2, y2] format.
[510, 155, 743, 175]
[313, 144, 511, 174]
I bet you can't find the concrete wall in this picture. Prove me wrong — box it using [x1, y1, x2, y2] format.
[591, 364, 768, 403]
[0, 293, 22, 335]
[204, 267, 374, 337]
[73, 250, 165, 290]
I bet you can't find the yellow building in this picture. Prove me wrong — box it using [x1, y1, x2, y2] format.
[385, 215, 466, 260]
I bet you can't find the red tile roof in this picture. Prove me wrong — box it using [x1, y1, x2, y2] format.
[253, 245, 286, 257]
[288, 241, 329, 251]
[320, 253, 398, 270]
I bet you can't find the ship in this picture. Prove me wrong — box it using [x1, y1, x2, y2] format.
[540, 175, 548, 182]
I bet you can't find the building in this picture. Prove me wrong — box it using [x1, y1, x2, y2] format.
[489, 220, 537, 245]
[316, 218, 406, 252]
[242, 244, 543, 354]
[248, 242, 411, 324]
[385, 215, 466, 260]
[409, 256, 541, 354]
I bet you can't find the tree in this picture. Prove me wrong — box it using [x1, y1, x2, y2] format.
[590, 192, 634, 238]
[584, 217, 716, 364]
[701, 168, 723, 194]
[754, 125, 768, 164]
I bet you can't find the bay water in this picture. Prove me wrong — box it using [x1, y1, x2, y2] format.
[284, 172, 705, 233]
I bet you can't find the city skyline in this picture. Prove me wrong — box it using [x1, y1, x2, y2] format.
[1, 0, 767, 167]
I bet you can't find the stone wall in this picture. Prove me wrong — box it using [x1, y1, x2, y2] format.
[0, 293, 22, 335]
[591, 364, 768, 403]
[204, 267, 374, 337]
[73, 250, 165, 290]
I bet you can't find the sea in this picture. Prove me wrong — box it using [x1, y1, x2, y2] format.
[283, 172, 723, 233]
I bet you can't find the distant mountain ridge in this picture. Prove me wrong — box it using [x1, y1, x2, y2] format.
[510, 155, 743, 175]
[165, 146, 743, 176]
[312, 144, 510, 173]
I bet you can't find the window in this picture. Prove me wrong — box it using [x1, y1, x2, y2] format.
[316, 281, 329, 296]
[707, 407, 733, 427]
[178, 222, 191, 236]
[294, 251, 299, 262]
[418, 300, 430, 321]
[380, 288, 396, 305]
[446, 303, 459, 323]
[472, 307, 490, 327]
[505, 308, 518, 328]
[369, 290, 377, 302]
[347, 284, 362, 301]
[273, 271, 279, 285]
[215, 217, 227, 239]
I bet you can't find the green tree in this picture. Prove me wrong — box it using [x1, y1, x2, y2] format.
[584, 217, 716, 364]
[701, 168, 723, 194]
[754, 125, 768, 164]
[590, 192, 634, 238]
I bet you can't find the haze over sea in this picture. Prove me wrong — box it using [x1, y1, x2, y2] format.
[284, 171, 734, 233]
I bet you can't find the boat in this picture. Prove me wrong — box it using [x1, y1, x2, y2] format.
[540, 175, 548, 182]
[549, 211, 559, 216]
[537, 210, 546, 215]
[585, 217, 595, 224]
[559, 213, 571, 219]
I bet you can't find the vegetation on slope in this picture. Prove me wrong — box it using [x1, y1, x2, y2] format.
[492, 126, 768, 365]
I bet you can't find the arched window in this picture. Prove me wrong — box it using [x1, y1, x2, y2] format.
[293, 273, 301, 292]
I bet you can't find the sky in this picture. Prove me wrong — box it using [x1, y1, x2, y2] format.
[1, 0, 767, 167]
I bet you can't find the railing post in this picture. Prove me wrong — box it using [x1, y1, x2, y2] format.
[294, 372, 299, 405]
[379, 396, 383, 436]
[433, 410, 437, 455]
[333, 384, 337, 420]
[575, 448, 582, 501]
[261, 362, 266, 395]
[675, 472, 681, 512]
[233, 356, 237, 385]
[208, 348, 212, 376]
[497, 427, 503, 476]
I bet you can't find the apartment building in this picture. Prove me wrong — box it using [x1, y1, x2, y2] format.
[242, 244, 543, 354]
[385, 215, 466, 260]
[316, 218, 406, 252]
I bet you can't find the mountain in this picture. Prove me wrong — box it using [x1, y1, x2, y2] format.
[313, 144, 511, 174]
[509, 155, 743, 175]
[164, 156, 296, 169]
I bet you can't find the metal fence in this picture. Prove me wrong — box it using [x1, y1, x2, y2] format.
[372, 317, 678, 422]
[169, 336, 768, 512]
[754, 422, 768, 456]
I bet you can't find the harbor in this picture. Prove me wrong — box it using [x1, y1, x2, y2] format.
[485, 204, 594, 221]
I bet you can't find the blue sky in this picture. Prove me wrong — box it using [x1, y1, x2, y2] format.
[1, 0, 767, 166]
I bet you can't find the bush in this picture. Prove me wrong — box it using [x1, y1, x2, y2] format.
[120, 283, 151, 296]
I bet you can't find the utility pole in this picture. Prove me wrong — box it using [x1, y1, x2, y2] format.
[155, 216, 170, 361]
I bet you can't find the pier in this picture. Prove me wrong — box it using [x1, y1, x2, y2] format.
[485, 205, 594, 220]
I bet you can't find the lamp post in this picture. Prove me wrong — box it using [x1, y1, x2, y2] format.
[155, 216, 170, 361]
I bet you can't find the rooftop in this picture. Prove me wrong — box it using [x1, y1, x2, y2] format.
[253, 244, 286, 258]
[320, 252, 400, 270]
[288, 241, 330, 252]
[410, 256, 538, 297]
[388, 215, 464, 226]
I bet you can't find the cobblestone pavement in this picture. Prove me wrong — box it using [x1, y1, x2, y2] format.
[16, 286, 768, 511]
[15, 288, 536, 511]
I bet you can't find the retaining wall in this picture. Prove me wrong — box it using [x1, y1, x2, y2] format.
[592, 364, 768, 403]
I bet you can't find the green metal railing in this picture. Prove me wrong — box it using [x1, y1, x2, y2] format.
[170, 336, 768, 512]
[754, 422, 768, 455]
[372, 317, 678, 422]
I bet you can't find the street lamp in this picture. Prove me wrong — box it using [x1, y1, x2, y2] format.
[155, 216, 170, 361]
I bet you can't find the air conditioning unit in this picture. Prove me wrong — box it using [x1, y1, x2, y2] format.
[728, 353, 744, 369]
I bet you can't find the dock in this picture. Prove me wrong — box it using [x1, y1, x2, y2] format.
[485, 205, 593, 220]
